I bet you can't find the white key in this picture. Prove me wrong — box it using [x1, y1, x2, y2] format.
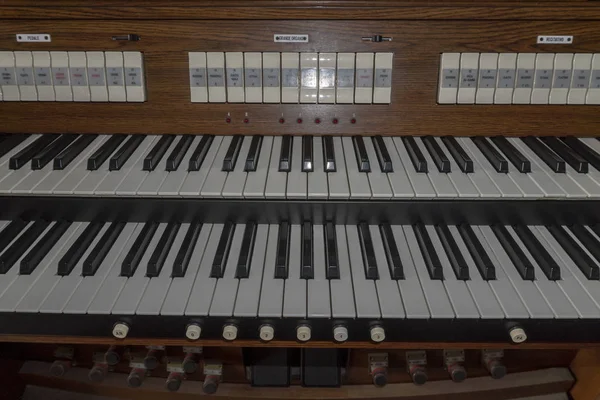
[180, 136, 222, 197]
[136, 137, 180, 196]
[0, 157, 35, 194]
[342, 137, 371, 199]
[562, 162, 600, 198]
[434, 137, 478, 198]
[363, 138, 393, 199]
[330, 225, 357, 318]
[258, 224, 284, 317]
[452, 138, 501, 198]
[161, 223, 212, 315]
[114, 136, 162, 196]
[11, 154, 55, 194]
[383, 137, 414, 198]
[327, 137, 350, 199]
[391, 137, 436, 198]
[159, 136, 202, 197]
[200, 136, 233, 198]
[414, 138, 457, 198]
[286, 136, 307, 199]
[264, 136, 287, 199]
[307, 137, 329, 199]
[234, 224, 269, 317]
[308, 224, 331, 318]
[243, 136, 273, 198]
[283, 224, 307, 318]
[221, 137, 253, 198]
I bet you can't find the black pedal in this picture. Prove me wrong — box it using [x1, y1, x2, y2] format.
[301, 348, 341, 387]
[245, 348, 290, 387]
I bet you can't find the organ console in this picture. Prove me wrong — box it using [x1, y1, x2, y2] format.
[0, 0, 599, 399]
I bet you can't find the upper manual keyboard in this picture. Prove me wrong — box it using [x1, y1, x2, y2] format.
[1, 133, 600, 199]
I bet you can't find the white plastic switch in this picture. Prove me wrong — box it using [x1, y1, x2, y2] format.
[68, 51, 90, 102]
[355, 52, 374, 104]
[244, 52, 262, 103]
[281, 52, 300, 103]
[318, 52, 336, 104]
[494, 53, 517, 104]
[222, 324, 238, 341]
[550, 53, 573, 104]
[374, 52, 393, 104]
[189, 52, 208, 103]
[475, 53, 497, 104]
[509, 327, 527, 344]
[336, 53, 355, 104]
[296, 325, 311, 342]
[185, 324, 202, 340]
[587, 54, 600, 104]
[14, 51, 36, 101]
[568, 53, 592, 104]
[300, 52, 318, 103]
[51, 51, 72, 102]
[333, 326, 349, 342]
[105, 52, 126, 102]
[513, 53, 535, 104]
[225, 52, 244, 103]
[457, 52, 478, 104]
[123, 51, 145, 102]
[531, 53, 554, 104]
[112, 322, 129, 339]
[86, 51, 108, 102]
[33, 51, 54, 101]
[438, 53, 459, 104]
[262, 52, 280, 103]
[370, 326, 385, 343]
[259, 325, 275, 341]
[0, 51, 19, 101]
[207, 52, 226, 103]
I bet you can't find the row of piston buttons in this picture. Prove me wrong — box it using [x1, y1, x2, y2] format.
[224, 115, 358, 124]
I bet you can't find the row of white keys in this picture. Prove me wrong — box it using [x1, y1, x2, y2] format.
[286, 136, 307, 199]
[137, 223, 190, 315]
[342, 137, 371, 199]
[327, 137, 350, 199]
[426, 225, 479, 318]
[209, 224, 246, 316]
[221, 138, 253, 198]
[329, 225, 357, 318]
[402, 225, 455, 318]
[32, 136, 109, 195]
[201, 136, 233, 198]
[161, 223, 213, 315]
[233, 224, 269, 317]
[264, 136, 287, 199]
[243, 137, 273, 198]
[283, 224, 307, 318]
[180, 136, 223, 197]
[433, 137, 478, 198]
[345, 225, 381, 319]
[116, 137, 162, 196]
[185, 223, 221, 316]
[369, 225, 405, 318]
[159, 136, 203, 197]
[384, 137, 414, 198]
[307, 137, 329, 199]
[64, 223, 137, 314]
[478, 225, 554, 318]
[363, 139, 393, 199]
[308, 224, 331, 318]
[136, 139, 180, 196]
[40, 223, 112, 313]
[391, 137, 435, 198]
[258, 224, 284, 318]
[14, 222, 86, 312]
[413, 139, 457, 198]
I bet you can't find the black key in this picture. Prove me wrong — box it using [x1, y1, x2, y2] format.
[457, 224, 495, 280]
[301, 221, 313, 279]
[10, 134, 59, 170]
[567, 225, 600, 272]
[513, 225, 560, 280]
[413, 222, 443, 280]
[210, 221, 235, 278]
[491, 224, 535, 280]
[235, 222, 257, 279]
[244, 136, 263, 172]
[441, 136, 473, 173]
[121, 222, 159, 277]
[20, 221, 72, 275]
[0, 135, 29, 160]
[358, 223, 378, 280]
[379, 223, 404, 280]
[302, 136, 314, 172]
[54, 134, 97, 170]
[437, 224, 469, 280]
[322, 136, 336, 172]
[188, 135, 214, 171]
[402, 136, 427, 173]
[372, 136, 393, 173]
[222, 135, 243, 172]
[490, 136, 531, 173]
[325, 222, 340, 280]
[166, 136, 194, 171]
[172, 220, 202, 278]
[87, 134, 127, 170]
[279, 136, 293, 172]
[31, 134, 78, 170]
[147, 222, 181, 277]
[562, 137, 600, 172]
[0, 220, 50, 274]
[352, 136, 370, 173]
[522, 136, 565, 173]
[82, 221, 126, 276]
[143, 135, 174, 171]
[57, 221, 104, 276]
[274, 222, 290, 279]
[0, 219, 28, 254]
[541, 137, 588, 173]
[422, 136, 450, 173]
[472, 136, 508, 173]
[549, 225, 599, 280]
[110, 135, 145, 171]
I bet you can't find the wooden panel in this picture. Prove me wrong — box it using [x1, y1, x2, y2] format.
[569, 348, 600, 400]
